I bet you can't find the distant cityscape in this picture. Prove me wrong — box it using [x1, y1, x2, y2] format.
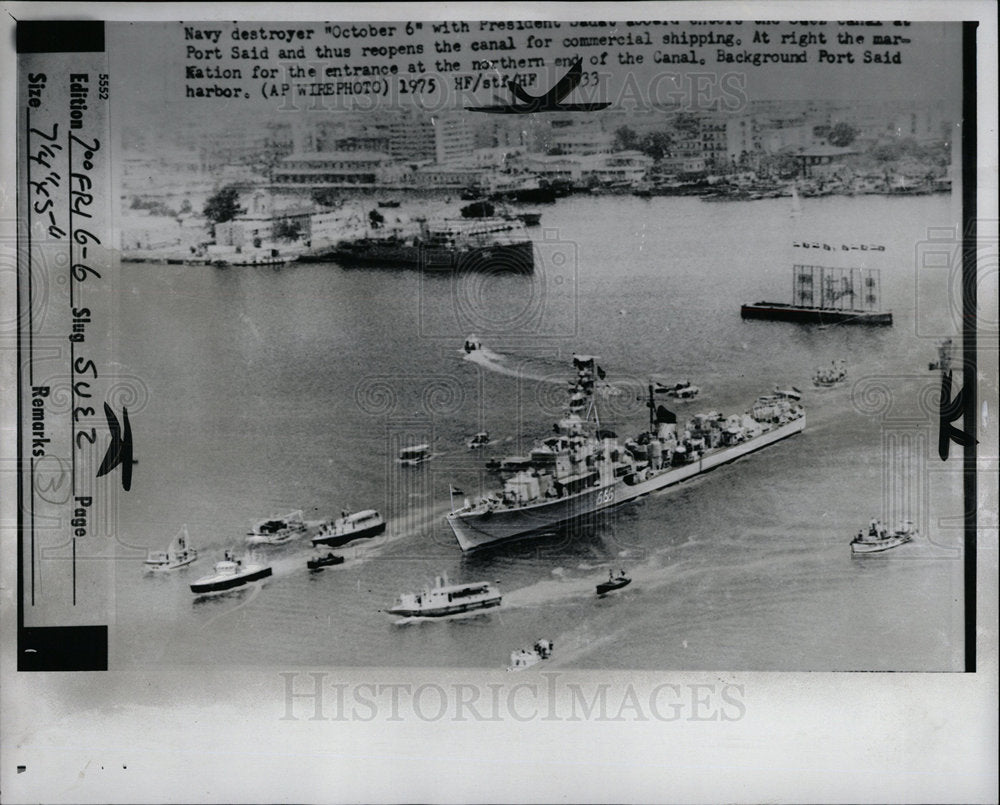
[120, 98, 955, 262]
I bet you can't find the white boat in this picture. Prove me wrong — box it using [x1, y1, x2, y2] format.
[399, 444, 431, 466]
[311, 509, 386, 547]
[463, 334, 482, 353]
[813, 360, 847, 387]
[507, 638, 554, 671]
[144, 525, 198, 572]
[388, 574, 502, 618]
[246, 510, 307, 545]
[851, 520, 917, 555]
[190, 551, 272, 594]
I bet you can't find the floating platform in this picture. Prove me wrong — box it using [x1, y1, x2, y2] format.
[740, 302, 892, 326]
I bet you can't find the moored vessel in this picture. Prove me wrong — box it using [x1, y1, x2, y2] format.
[311, 509, 386, 547]
[851, 520, 916, 555]
[190, 551, 272, 594]
[144, 525, 198, 572]
[447, 360, 805, 551]
[330, 218, 534, 273]
[741, 265, 892, 325]
[388, 574, 502, 619]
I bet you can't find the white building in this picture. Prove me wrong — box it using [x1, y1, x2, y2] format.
[550, 128, 614, 155]
[434, 115, 475, 165]
[414, 164, 491, 188]
[272, 151, 393, 188]
[520, 151, 651, 184]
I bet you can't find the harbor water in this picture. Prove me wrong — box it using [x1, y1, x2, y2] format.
[109, 193, 964, 671]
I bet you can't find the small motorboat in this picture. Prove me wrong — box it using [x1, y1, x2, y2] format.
[307, 552, 345, 570]
[246, 510, 307, 546]
[144, 525, 198, 572]
[190, 551, 272, 594]
[467, 431, 492, 449]
[312, 509, 386, 547]
[651, 377, 700, 400]
[507, 638, 554, 671]
[462, 334, 482, 354]
[851, 520, 917, 555]
[774, 385, 803, 401]
[388, 574, 501, 619]
[399, 444, 431, 466]
[596, 569, 631, 595]
[813, 360, 847, 387]
[664, 380, 700, 399]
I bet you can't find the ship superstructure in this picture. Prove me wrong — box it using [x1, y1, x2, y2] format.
[447, 358, 805, 550]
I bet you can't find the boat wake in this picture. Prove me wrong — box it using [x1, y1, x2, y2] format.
[195, 579, 265, 625]
[462, 348, 566, 385]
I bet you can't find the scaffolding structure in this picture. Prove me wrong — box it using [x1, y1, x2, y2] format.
[792, 265, 882, 312]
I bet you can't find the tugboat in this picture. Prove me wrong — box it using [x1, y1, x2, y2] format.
[144, 525, 198, 572]
[388, 574, 502, 618]
[312, 509, 386, 547]
[246, 510, 307, 546]
[507, 638, 554, 671]
[307, 552, 345, 570]
[596, 569, 631, 595]
[190, 550, 272, 595]
[851, 520, 917, 555]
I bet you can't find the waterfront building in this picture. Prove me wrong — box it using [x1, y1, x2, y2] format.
[550, 127, 614, 155]
[272, 150, 393, 188]
[214, 190, 314, 248]
[414, 163, 491, 188]
[790, 145, 860, 178]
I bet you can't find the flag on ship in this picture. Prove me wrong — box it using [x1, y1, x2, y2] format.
[655, 405, 677, 424]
